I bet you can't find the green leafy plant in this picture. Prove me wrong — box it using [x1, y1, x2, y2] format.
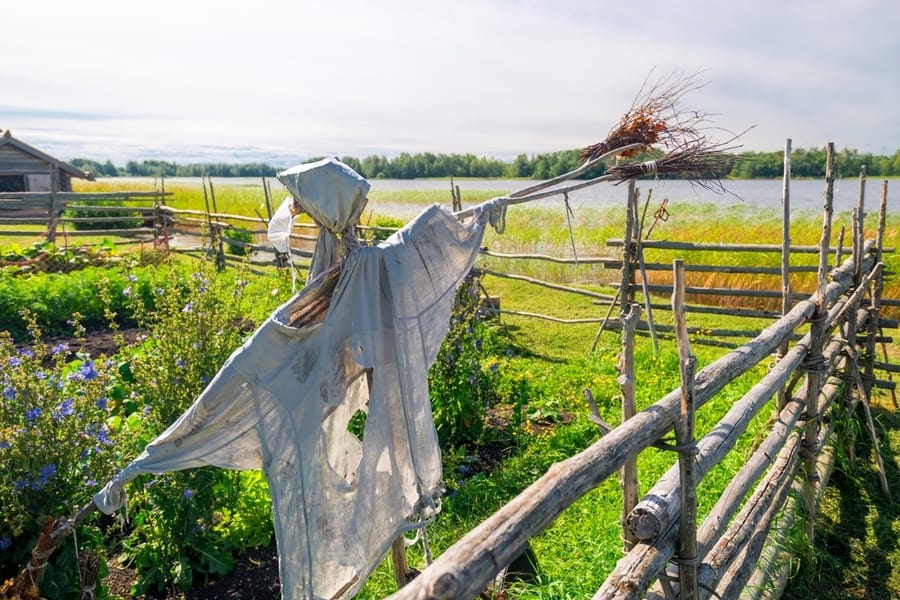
[428, 276, 504, 447]
[224, 227, 254, 256]
[0, 312, 135, 590]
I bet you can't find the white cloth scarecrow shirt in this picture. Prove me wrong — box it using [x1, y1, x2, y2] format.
[94, 158, 505, 600]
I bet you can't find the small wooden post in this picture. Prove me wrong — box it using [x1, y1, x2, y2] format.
[391, 537, 411, 588]
[871, 181, 898, 409]
[777, 139, 792, 410]
[802, 142, 835, 545]
[635, 189, 659, 353]
[621, 180, 637, 309]
[618, 178, 640, 551]
[262, 176, 274, 221]
[672, 259, 698, 600]
[47, 165, 59, 243]
[619, 302, 641, 551]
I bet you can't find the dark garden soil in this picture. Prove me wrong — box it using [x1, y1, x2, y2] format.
[104, 542, 281, 600]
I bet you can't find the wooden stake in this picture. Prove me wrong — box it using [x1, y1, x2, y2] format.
[777, 139, 792, 410]
[672, 259, 698, 600]
[871, 181, 898, 408]
[619, 302, 641, 551]
[802, 142, 835, 545]
[636, 189, 659, 353]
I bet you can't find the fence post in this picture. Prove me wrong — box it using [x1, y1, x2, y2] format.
[870, 181, 898, 409]
[47, 165, 59, 243]
[802, 142, 835, 545]
[777, 139, 792, 410]
[672, 259, 698, 600]
[618, 178, 640, 551]
[619, 302, 641, 551]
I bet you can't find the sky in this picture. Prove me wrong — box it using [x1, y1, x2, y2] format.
[2, 0, 899, 167]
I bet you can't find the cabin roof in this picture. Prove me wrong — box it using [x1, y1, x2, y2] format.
[0, 129, 91, 179]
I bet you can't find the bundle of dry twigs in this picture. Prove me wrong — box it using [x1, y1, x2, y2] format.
[580, 70, 743, 188]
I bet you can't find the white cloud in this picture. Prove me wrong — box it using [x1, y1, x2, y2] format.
[2, 0, 899, 163]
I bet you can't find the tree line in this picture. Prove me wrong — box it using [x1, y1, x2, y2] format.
[71, 146, 900, 180]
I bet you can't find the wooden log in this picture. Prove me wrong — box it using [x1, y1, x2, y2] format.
[619, 302, 641, 551]
[612, 281, 799, 300]
[705, 429, 805, 600]
[633, 300, 781, 320]
[606, 239, 838, 254]
[603, 260, 819, 275]
[475, 268, 616, 301]
[742, 428, 839, 600]
[672, 260, 699, 600]
[696, 370, 842, 554]
[479, 249, 608, 264]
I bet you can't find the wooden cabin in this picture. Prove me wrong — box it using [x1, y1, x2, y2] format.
[0, 129, 91, 192]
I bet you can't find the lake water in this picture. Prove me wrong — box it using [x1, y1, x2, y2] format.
[116, 175, 893, 219]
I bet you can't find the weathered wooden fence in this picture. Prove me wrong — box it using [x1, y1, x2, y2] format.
[378, 144, 895, 599]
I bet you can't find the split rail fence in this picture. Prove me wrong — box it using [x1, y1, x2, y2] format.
[1, 147, 897, 598]
[382, 143, 897, 599]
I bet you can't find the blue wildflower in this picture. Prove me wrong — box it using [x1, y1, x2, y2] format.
[18, 348, 34, 359]
[31, 464, 56, 489]
[79, 361, 99, 381]
[25, 406, 42, 424]
[475, 338, 483, 350]
[52, 343, 69, 355]
[489, 362, 499, 372]
[95, 397, 108, 411]
[0, 441, 10, 451]
[8, 357, 21, 368]
[96, 425, 113, 446]
[122, 286, 132, 297]
[13, 479, 29, 492]
[53, 399, 75, 421]
[143, 405, 151, 416]
[183, 488, 194, 500]
[3, 387, 14, 400]
[176, 358, 187, 368]
[183, 302, 194, 313]
[155, 287, 164, 296]
[0, 537, 11, 551]
[35, 370, 47, 380]
[127, 274, 138, 282]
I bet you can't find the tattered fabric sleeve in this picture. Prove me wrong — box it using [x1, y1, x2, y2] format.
[92, 318, 317, 514]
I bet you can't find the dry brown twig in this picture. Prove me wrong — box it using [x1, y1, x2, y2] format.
[579, 70, 748, 192]
[581, 70, 713, 161]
